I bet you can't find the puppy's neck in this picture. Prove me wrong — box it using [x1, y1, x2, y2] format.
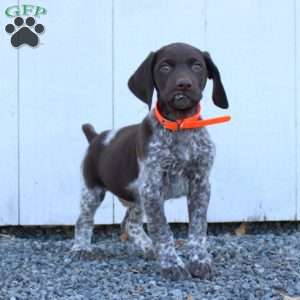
[156, 101, 199, 121]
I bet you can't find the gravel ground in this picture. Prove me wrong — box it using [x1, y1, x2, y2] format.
[0, 223, 300, 300]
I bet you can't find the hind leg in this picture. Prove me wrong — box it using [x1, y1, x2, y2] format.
[71, 186, 105, 256]
[120, 199, 154, 258]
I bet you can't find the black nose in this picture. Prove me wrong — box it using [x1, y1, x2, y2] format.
[176, 78, 192, 90]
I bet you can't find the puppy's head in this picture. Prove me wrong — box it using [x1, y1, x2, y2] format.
[128, 43, 228, 120]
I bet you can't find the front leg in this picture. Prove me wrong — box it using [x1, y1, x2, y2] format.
[186, 173, 212, 279]
[139, 168, 191, 280]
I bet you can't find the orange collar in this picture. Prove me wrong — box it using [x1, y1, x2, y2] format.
[154, 103, 231, 131]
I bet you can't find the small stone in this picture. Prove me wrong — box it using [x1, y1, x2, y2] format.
[169, 289, 183, 299]
[64, 258, 72, 264]
[149, 280, 156, 286]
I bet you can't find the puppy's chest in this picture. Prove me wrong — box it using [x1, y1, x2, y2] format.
[147, 127, 215, 198]
[148, 127, 214, 168]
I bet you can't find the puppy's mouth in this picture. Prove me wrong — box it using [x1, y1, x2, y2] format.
[171, 93, 197, 110]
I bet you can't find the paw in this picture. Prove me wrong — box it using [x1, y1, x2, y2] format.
[143, 248, 156, 260]
[186, 259, 213, 279]
[70, 244, 103, 260]
[161, 265, 191, 281]
[5, 16, 44, 48]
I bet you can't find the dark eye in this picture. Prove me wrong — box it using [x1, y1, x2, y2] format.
[159, 64, 172, 73]
[192, 63, 203, 72]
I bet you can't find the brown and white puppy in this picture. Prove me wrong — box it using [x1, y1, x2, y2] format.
[72, 42, 228, 280]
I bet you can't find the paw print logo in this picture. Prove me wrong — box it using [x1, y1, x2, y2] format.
[5, 17, 45, 48]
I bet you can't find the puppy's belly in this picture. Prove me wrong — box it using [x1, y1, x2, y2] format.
[165, 175, 188, 200]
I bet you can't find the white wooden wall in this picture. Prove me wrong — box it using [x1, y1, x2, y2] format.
[0, 0, 299, 225]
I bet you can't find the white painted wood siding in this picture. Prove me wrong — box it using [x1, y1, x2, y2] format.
[0, 0, 299, 225]
[206, 0, 297, 222]
[0, 0, 19, 225]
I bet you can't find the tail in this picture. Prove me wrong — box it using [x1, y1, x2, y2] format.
[82, 123, 97, 143]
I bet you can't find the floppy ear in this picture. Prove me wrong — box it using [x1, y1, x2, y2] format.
[203, 52, 229, 109]
[128, 52, 156, 110]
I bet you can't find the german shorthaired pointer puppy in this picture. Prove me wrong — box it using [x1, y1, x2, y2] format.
[72, 42, 229, 281]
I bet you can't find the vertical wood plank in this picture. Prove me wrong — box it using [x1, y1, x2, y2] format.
[113, 0, 206, 223]
[206, 0, 296, 221]
[0, 1, 19, 225]
[296, 0, 300, 220]
[19, 0, 113, 225]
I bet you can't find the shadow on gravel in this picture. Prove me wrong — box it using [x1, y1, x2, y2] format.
[1, 221, 300, 240]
